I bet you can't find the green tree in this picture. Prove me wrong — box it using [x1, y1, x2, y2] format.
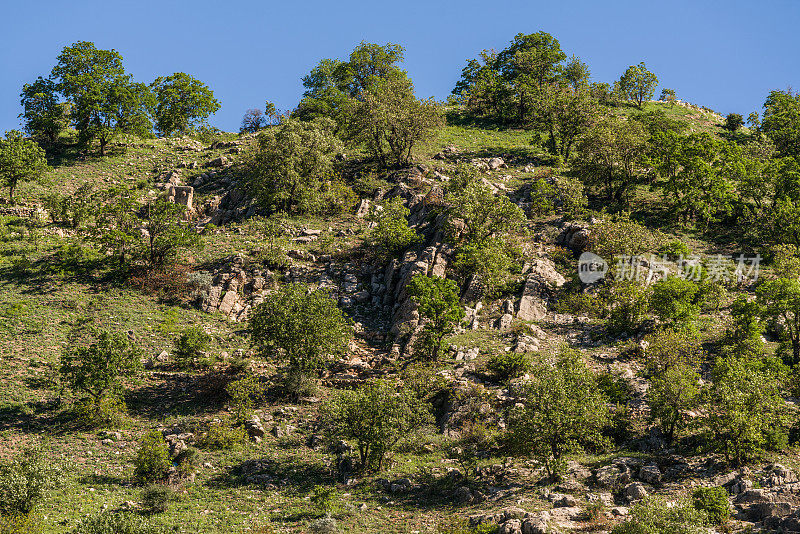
[706, 355, 790, 465]
[757, 276, 800, 364]
[348, 75, 443, 168]
[563, 55, 590, 91]
[366, 196, 418, 259]
[0, 448, 62, 520]
[576, 115, 648, 204]
[650, 276, 700, 330]
[406, 274, 465, 361]
[150, 72, 220, 136]
[323, 379, 432, 471]
[249, 283, 351, 373]
[530, 83, 598, 160]
[19, 77, 69, 144]
[246, 118, 343, 214]
[648, 363, 701, 443]
[142, 200, 201, 269]
[90, 187, 143, 268]
[507, 348, 610, 480]
[52, 41, 153, 155]
[59, 330, 143, 404]
[761, 89, 800, 158]
[617, 62, 658, 109]
[445, 181, 525, 245]
[723, 113, 744, 132]
[659, 88, 676, 104]
[0, 130, 49, 202]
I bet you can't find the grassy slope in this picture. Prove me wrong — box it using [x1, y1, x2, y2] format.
[0, 104, 775, 533]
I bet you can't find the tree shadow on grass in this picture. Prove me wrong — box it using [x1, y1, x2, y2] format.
[125, 371, 230, 419]
[207, 455, 333, 494]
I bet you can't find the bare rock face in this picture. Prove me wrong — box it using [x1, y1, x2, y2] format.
[166, 185, 194, 210]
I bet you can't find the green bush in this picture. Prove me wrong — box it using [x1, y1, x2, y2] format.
[0, 514, 42, 534]
[650, 277, 700, 330]
[0, 448, 63, 518]
[691, 486, 729, 525]
[198, 421, 247, 451]
[73, 396, 126, 429]
[174, 447, 200, 479]
[366, 196, 419, 260]
[225, 373, 266, 422]
[309, 485, 340, 517]
[323, 379, 433, 471]
[611, 497, 707, 534]
[72, 512, 172, 534]
[133, 431, 171, 484]
[606, 282, 650, 336]
[486, 352, 530, 382]
[173, 326, 211, 368]
[141, 484, 176, 515]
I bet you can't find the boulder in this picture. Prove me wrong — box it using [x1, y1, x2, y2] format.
[624, 482, 648, 502]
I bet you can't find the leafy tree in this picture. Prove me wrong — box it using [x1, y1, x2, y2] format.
[142, 200, 201, 269]
[295, 42, 406, 128]
[650, 276, 700, 330]
[576, 115, 647, 204]
[245, 117, 343, 214]
[406, 274, 465, 361]
[19, 77, 69, 144]
[445, 181, 525, 245]
[606, 281, 650, 336]
[0, 130, 49, 202]
[530, 83, 597, 160]
[659, 88, 676, 104]
[642, 328, 703, 377]
[648, 363, 701, 443]
[150, 72, 220, 136]
[617, 62, 658, 109]
[723, 112, 744, 131]
[173, 326, 211, 368]
[757, 276, 800, 364]
[563, 55, 590, 91]
[451, 49, 504, 118]
[348, 75, 443, 168]
[90, 187, 142, 268]
[59, 330, 143, 404]
[706, 355, 790, 465]
[507, 348, 610, 480]
[249, 283, 351, 373]
[323, 379, 432, 471]
[366, 196, 418, 259]
[240, 108, 266, 133]
[52, 41, 153, 155]
[761, 89, 800, 158]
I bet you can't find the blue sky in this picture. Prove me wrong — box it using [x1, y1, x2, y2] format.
[1, 0, 798, 133]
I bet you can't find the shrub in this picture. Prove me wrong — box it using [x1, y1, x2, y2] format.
[173, 326, 211, 368]
[73, 396, 126, 429]
[141, 484, 176, 515]
[590, 214, 664, 261]
[250, 283, 351, 375]
[723, 113, 744, 132]
[198, 421, 247, 451]
[0, 513, 42, 534]
[486, 352, 530, 382]
[507, 348, 610, 480]
[283, 369, 320, 399]
[309, 485, 340, 517]
[173, 447, 200, 479]
[323, 379, 433, 471]
[133, 431, 171, 484]
[407, 274, 466, 361]
[0, 448, 63, 518]
[366, 196, 419, 260]
[648, 363, 701, 443]
[650, 276, 700, 330]
[71, 512, 172, 534]
[446, 422, 496, 480]
[606, 282, 650, 336]
[691, 486, 729, 525]
[611, 497, 707, 534]
[59, 330, 143, 423]
[225, 373, 266, 422]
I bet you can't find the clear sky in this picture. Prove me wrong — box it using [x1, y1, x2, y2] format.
[1, 0, 798, 133]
